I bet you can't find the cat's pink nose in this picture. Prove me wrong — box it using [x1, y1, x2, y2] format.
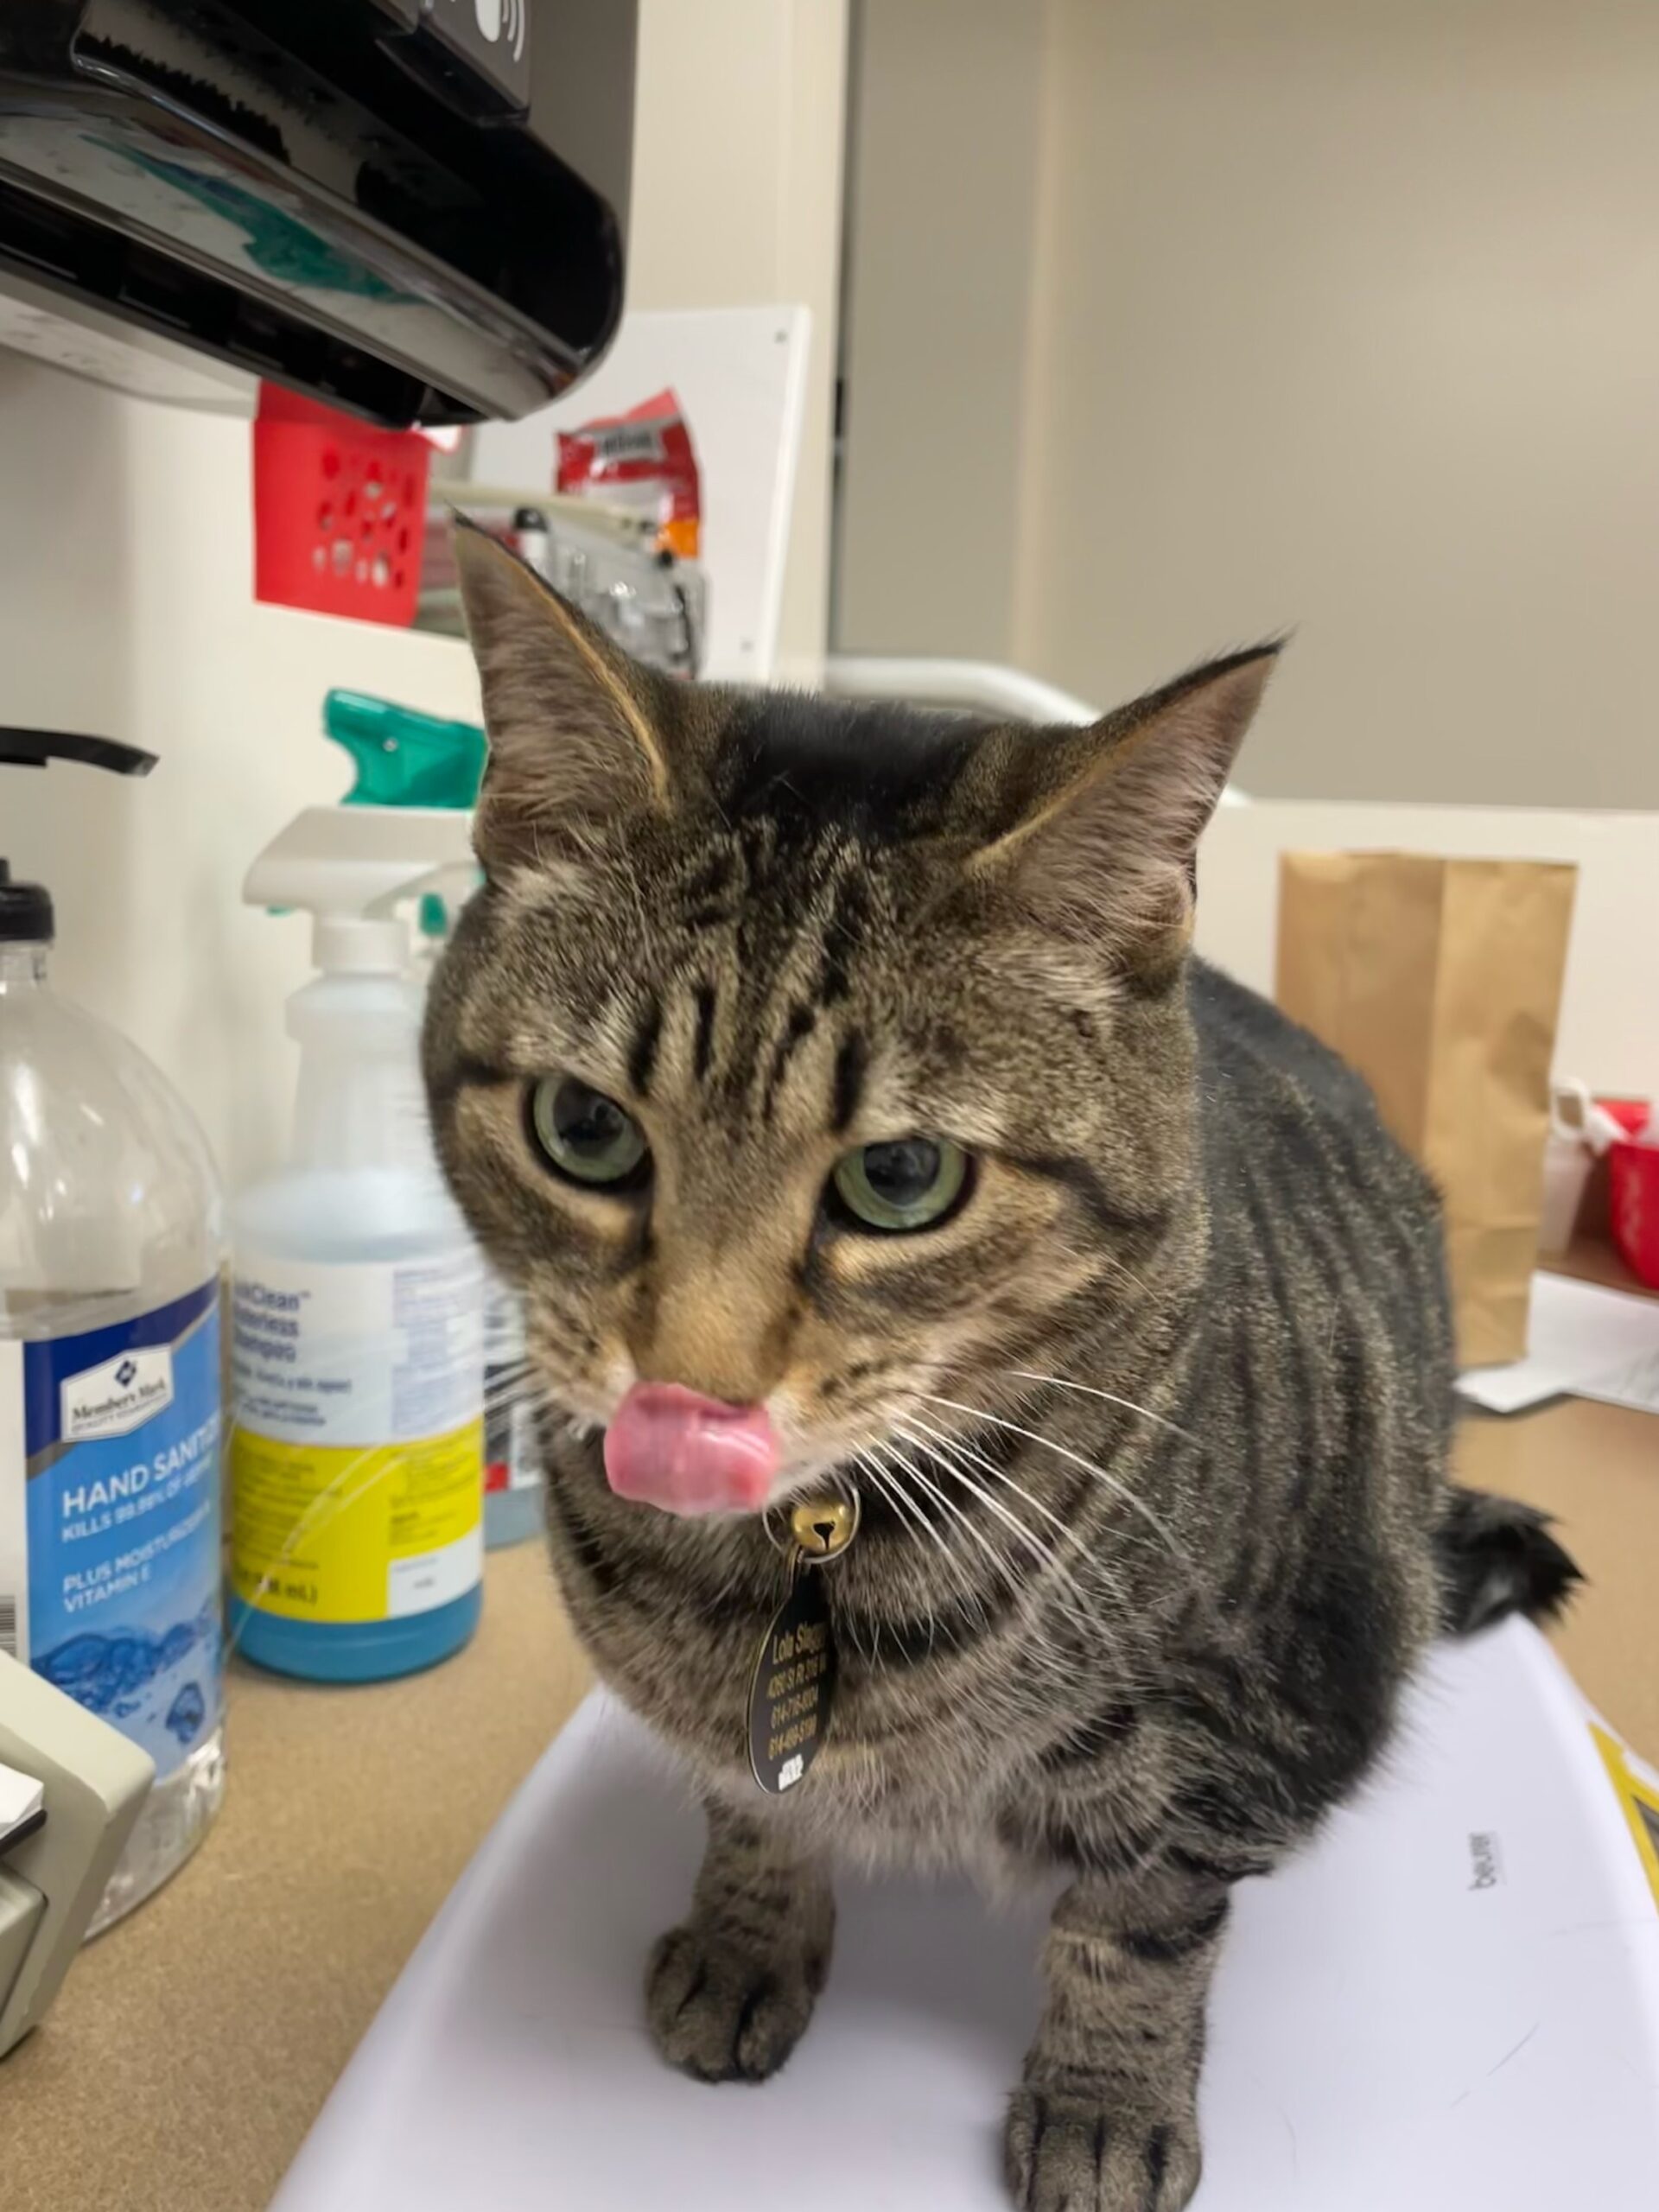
[603, 1383, 777, 1516]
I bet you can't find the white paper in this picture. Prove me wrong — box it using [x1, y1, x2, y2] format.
[0, 1758, 44, 1847]
[1458, 1271, 1659, 1415]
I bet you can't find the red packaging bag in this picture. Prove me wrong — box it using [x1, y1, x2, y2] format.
[556, 388, 702, 559]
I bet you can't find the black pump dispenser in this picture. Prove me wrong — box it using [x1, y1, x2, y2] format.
[0, 729, 156, 944]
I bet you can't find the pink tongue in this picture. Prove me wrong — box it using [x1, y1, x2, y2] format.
[603, 1383, 777, 1516]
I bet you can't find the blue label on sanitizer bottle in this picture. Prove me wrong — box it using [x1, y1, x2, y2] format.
[0, 1282, 223, 1777]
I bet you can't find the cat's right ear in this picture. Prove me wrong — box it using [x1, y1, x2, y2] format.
[452, 518, 671, 876]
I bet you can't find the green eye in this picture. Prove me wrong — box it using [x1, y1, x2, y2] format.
[528, 1076, 649, 1188]
[831, 1137, 969, 1233]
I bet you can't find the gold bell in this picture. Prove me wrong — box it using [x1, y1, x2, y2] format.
[790, 1495, 860, 1561]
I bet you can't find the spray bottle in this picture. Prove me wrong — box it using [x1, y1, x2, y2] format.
[230, 805, 486, 1681]
[324, 691, 547, 1550]
[0, 730, 225, 1932]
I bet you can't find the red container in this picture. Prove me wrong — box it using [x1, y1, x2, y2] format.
[252, 384, 429, 626]
[1609, 1141, 1659, 1289]
[1598, 1096, 1653, 1139]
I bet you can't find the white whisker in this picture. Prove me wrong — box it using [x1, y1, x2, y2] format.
[874, 1438, 1018, 1617]
[892, 1422, 1107, 1647]
[1008, 1368, 1197, 1443]
[855, 1448, 945, 1567]
[852, 1451, 938, 1662]
[893, 1421, 1069, 1581]
[897, 1415, 1157, 1688]
[913, 1390, 1197, 1573]
[900, 1412, 1080, 1549]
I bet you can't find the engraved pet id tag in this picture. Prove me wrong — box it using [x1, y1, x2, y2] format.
[747, 1495, 859, 1795]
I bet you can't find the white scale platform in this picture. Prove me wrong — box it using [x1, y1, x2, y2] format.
[275, 1619, 1659, 2209]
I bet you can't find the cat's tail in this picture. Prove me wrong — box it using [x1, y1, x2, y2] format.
[1435, 1484, 1583, 1636]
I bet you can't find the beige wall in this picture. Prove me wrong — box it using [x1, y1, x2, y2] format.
[632, 0, 849, 678]
[836, 0, 1046, 661]
[837, 0, 1659, 809]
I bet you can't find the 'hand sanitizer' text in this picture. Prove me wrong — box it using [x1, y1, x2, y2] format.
[58, 1412, 222, 1536]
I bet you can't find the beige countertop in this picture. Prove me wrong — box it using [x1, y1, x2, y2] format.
[3, 1398, 1656, 2212]
[2, 1542, 590, 2212]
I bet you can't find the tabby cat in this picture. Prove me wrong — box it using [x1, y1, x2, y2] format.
[424, 524, 1576, 2212]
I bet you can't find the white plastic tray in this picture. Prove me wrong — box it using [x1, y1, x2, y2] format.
[274, 1619, 1659, 2209]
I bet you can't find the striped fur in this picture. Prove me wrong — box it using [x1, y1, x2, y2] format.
[425, 532, 1574, 2212]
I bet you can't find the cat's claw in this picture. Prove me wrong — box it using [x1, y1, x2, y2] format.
[645, 1923, 827, 2085]
[1005, 2087, 1201, 2212]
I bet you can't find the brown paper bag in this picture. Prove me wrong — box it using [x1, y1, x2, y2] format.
[1275, 853, 1577, 1366]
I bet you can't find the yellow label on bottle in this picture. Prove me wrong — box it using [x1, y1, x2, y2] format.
[231, 1418, 483, 1624]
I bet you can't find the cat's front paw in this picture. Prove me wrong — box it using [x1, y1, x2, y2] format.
[645, 1922, 829, 2085]
[1005, 2087, 1201, 2212]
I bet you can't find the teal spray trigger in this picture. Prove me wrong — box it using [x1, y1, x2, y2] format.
[324, 691, 485, 944]
[324, 691, 486, 810]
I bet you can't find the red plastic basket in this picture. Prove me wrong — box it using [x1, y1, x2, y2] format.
[1609, 1140, 1659, 1289]
[252, 384, 429, 626]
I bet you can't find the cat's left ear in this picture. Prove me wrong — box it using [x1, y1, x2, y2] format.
[452, 518, 672, 875]
[969, 645, 1279, 956]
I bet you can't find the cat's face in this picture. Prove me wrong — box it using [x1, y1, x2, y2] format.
[425, 526, 1272, 1518]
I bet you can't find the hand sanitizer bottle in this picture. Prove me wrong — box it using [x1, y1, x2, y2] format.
[0, 730, 226, 1933]
[230, 806, 486, 1681]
